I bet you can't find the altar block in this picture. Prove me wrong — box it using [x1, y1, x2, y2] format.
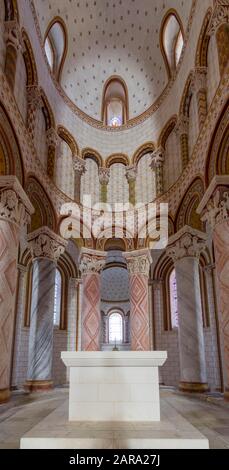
[61, 351, 167, 422]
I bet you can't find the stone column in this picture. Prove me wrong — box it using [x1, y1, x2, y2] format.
[123, 249, 152, 351]
[79, 248, 106, 351]
[73, 155, 86, 203]
[4, 20, 22, 91]
[197, 175, 229, 400]
[11, 263, 28, 389]
[0, 176, 34, 403]
[175, 114, 189, 170]
[126, 165, 137, 206]
[192, 67, 207, 130]
[166, 225, 208, 392]
[150, 147, 165, 197]
[67, 278, 80, 352]
[25, 227, 67, 392]
[26, 85, 43, 140]
[99, 167, 110, 204]
[46, 128, 60, 180]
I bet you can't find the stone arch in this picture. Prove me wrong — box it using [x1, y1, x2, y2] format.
[0, 102, 24, 183]
[57, 125, 79, 155]
[21, 29, 38, 86]
[25, 176, 57, 232]
[81, 148, 103, 167]
[205, 99, 229, 186]
[40, 89, 55, 131]
[4, 0, 19, 21]
[175, 177, 205, 231]
[158, 116, 177, 149]
[132, 142, 155, 166]
[106, 153, 130, 168]
[195, 9, 212, 67]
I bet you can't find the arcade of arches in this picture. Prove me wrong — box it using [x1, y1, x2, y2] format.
[0, 0, 229, 449]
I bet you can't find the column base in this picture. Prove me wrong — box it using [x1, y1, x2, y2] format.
[179, 382, 209, 393]
[24, 380, 53, 393]
[0, 388, 10, 403]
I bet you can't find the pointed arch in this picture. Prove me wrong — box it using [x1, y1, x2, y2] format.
[0, 102, 24, 183]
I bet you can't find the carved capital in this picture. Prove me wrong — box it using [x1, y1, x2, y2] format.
[201, 189, 229, 228]
[4, 20, 23, 51]
[126, 165, 137, 183]
[79, 248, 106, 275]
[208, 1, 229, 36]
[150, 147, 165, 170]
[27, 85, 43, 110]
[191, 67, 207, 94]
[28, 226, 67, 262]
[0, 176, 34, 228]
[46, 128, 60, 148]
[166, 226, 206, 262]
[175, 114, 189, 137]
[99, 167, 110, 186]
[123, 249, 152, 276]
[73, 156, 86, 175]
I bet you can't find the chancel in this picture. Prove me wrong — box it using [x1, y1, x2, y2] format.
[0, 0, 229, 451]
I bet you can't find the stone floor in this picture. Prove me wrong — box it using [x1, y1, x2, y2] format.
[0, 387, 229, 449]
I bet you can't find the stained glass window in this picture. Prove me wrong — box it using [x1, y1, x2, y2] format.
[169, 269, 179, 328]
[109, 313, 123, 342]
[53, 269, 62, 327]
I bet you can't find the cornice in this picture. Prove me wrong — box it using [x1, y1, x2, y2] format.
[28, 0, 197, 132]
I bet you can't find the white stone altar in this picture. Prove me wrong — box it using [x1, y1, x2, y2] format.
[61, 351, 167, 422]
[20, 351, 209, 448]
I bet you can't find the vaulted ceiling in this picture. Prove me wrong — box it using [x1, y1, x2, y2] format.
[33, 0, 193, 121]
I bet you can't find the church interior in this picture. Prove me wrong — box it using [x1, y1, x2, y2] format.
[0, 0, 229, 450]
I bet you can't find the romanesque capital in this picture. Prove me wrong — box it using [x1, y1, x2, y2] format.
[46, 128, 60, 148]
[4, 20, 23, 51]
[201, 190, 229, 228]
[166, 225, 207, 262]
[0, 176, 34, 228]
[125, 165, 137, 183]
[27, 85, 43, 110]
[123, 249, 152, 276]
[175, 114, 189, 137]
[99, 167, 110, 186]
[197, 176, 229, 229]
[191, 67, 207, 94]
[28, 226, 67, 262]
[207, 1, 229, 36]
[72, 155, 86, 175]
[79, 248, 107, 275]
[150, 147, 165, 170]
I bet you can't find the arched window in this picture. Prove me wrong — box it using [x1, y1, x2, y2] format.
[161, 12, 184, 78]
[109, 312, 123, 343]
[102, 77, 128, 127]
[53, 269, 62, 327]
[44, 19, 67, 81]
[169, 268, 179, 328]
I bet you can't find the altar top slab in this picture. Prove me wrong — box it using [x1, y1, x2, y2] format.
[61, 351, 167, 368]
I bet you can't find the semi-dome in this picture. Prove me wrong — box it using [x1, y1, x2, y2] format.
[34, 0, 193, 122]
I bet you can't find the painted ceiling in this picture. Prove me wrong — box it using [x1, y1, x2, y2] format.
[33, 0, 193, 121]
